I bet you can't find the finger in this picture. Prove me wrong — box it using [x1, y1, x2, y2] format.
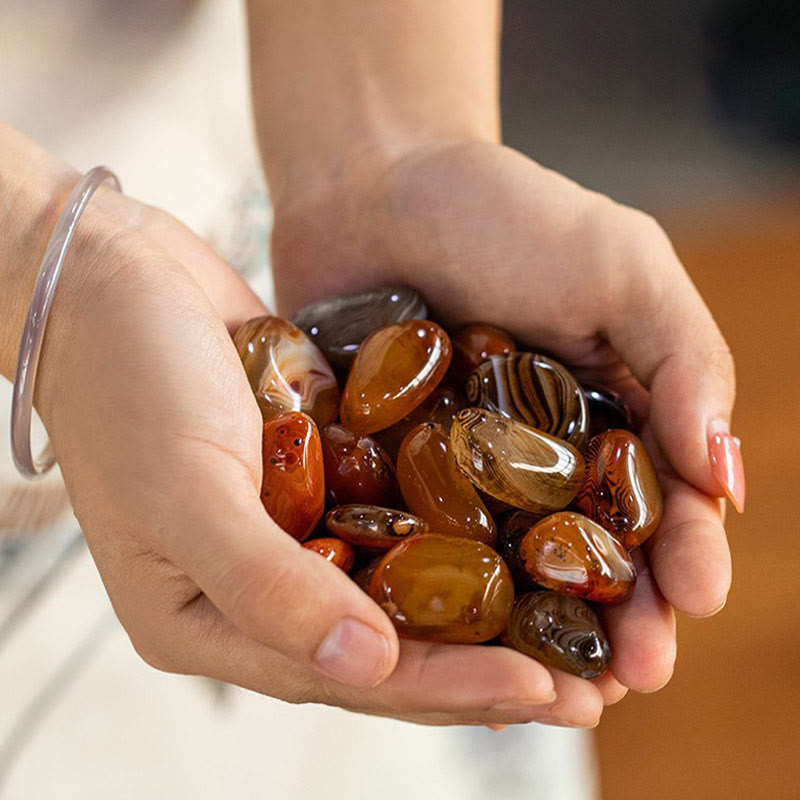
[600, 549, 676, 693]
[592, 671, 628, 706]
[160, 467, 401, 690]
[645, 470, 732, 618]
[606, 219, 744, 512]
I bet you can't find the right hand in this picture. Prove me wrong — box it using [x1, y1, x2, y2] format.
[2, 133, 612, 728]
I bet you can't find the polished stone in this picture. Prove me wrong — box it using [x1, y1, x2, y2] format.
[325, 504, 428, 550]
[301, 537, 356, 572]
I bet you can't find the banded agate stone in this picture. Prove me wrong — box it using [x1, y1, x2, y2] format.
[518, 512, 635, 603]
[341, 320, 452, 435]
[375, 385, 464, 460]
[575, 429, 663, 549]
[325, 504, 429, 550]
[450, 323, 516, 384]
[292, 286, 427, 370]
[503, 591, 611, 679]
[260, 412, 324, 542]
[302, 537, 356, 572]
[396, 423, 497, 546]
[234, 316, 339, 428]
[450, 408, 584, 516]
[583, 384, 632, 439]
[321, 424, 398, 507]
[369, 534, 514, 643]
[466, 353, 589, 451]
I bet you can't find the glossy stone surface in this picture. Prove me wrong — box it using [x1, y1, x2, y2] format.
[321, 424, 397, 507]
[467, 352, 590, 451]
[325, 504, 429, 550]
[260, 412, 324, 542]
[341, 320, 452, 435]
[397, 423, 497, 545]
[234, 316, 339, 427]
[503, 591, 611, 679]
[369, 534, 514, 643]
[583, 384, 632, 439]
[291, 286, 427, 370]
[497, 510, 543, 589]
[302, 537, 356, 572]
[375, 385, 464, 460]
[450, 323, 516, 384]
[518, 512, 635, 603]
[575, 429, 664, 549]
[450, 408, 585, 516]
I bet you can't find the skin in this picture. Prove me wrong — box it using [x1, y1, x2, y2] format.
[0, 0, 735, 729]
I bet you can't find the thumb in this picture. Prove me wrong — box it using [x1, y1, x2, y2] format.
[166, 480, 400, 689]
[608, 225, 744, 511]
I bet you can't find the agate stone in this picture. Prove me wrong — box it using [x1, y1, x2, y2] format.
[575, 429, 663, 549]
[583, 384, 632, 439]
[341, 320, 452, 435]
[450, 408, 585, 516]
[467, 353, 589, 451]
[497, 510, 543, 589]
[325, 504, 429, 550]
[518, 512, 635, 603]
[396, 422, 497, 546]
[321, 424, 398, 507]
[260, 412, 324, 542]
[450, 323, 516, 384]
[369, 534, 514, 643]
[302, 537, 356, 572]
[291, 286, 427, 370]
[234, 316, 339, 427]
[503, 591, 611, 679]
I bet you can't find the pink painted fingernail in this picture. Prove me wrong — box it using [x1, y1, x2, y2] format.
[708, 423, 746, 513]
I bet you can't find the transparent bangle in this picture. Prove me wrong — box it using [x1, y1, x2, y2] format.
[10, 167, 121, 479]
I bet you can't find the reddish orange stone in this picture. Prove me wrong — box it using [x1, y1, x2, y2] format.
[340, 320, 452, 435]
[574, 429, 664, 549]
[321, 424, 398, 507]
[518, 511, 636, 603]
[450, 323, 516, 384]
[396, 423, 497, 546]
[260, 412, 324, 542]
[302, 537, 356, 572]
[369, 534, 514, 643]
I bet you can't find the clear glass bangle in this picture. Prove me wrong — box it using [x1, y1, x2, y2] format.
[10, 167, 121, 479]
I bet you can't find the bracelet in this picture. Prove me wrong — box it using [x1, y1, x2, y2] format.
[10, 167, 121, 479]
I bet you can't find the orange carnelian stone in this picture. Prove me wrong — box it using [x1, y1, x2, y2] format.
[369, 534, 514, 643]
[450, 322, 516, 385]
[518, 512, 636, 604]
[396, 422, 497, 546]
[302, 537, 356, 572]
[261, 412, 324, 542]
[340, 320, 452, 435]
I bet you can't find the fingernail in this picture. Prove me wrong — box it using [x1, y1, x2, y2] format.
[708, 423, 746, 513]
[486, 724, 508, 732]
[314, 618, 391, 688]
[536, 715, 601, 729]
[492, 689, 558, 712]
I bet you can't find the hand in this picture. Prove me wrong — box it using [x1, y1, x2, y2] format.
[270, 141, 739, 711]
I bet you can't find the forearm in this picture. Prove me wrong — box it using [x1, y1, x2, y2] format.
[246, 0, 501, 214]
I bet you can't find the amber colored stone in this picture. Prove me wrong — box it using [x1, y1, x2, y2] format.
[574, 429, 663, 549]
[260, 412, 324, 542]
[325, 504, 429, 550]
[396, 423, 497, 546]
[375, 385, 465, 460]
[467, 353, 589, 451]
[583, 384, 633, 439]
[302, 538, 356, 572]
[340, 320, 452, 435]
[518, 512, 635, 603]
[450, 323, 516, 385]
[450, 408, 585, 516]
[502, 591, 611, 679]
[369, 534, 514, 643]
[497, 510, 543, 589]
[321, 424, 398, 507]
[291, 286, 427, 370]
[234, 316, 339, 427]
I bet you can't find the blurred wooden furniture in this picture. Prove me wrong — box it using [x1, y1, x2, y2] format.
[596, 191, 800, 799]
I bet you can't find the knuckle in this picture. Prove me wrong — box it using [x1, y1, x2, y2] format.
[129, 630, 180, 674]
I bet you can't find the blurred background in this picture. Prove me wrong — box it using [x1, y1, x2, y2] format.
[1, 0, 798, 798]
